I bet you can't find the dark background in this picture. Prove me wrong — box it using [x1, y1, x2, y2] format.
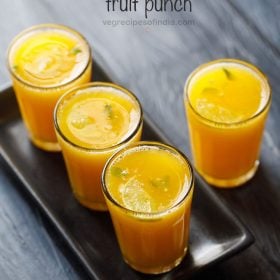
[0, 0, 280, 279]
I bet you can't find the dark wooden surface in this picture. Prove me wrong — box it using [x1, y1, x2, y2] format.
[0, 0, 279, 279]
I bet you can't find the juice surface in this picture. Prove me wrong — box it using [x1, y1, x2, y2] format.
[106, 146, 190, 213]
[57, 88, 141, 149]
[188, 63, 267, 123]
[10, 28, 89, 87]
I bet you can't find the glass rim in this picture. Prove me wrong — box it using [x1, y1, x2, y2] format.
[6, 23, 92, 90]
[101, 141, 194, 217]
[54, 82, 143, 152]
[184, 58, 272, 127]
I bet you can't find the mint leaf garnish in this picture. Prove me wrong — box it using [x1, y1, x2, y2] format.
[223, 68, 234, 80]
[111, 167, 128, 177]
[70, 47, 82, 55]
[104, 104, 113, 119]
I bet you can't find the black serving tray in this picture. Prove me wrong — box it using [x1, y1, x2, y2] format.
[0, 62, 254, 279]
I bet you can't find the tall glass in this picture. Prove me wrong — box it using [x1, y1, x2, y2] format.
[102, 142, 194, 274]
[184, 59, 271, 187]
[54, 82, 143, 210]
[7, 24, 92, 151]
